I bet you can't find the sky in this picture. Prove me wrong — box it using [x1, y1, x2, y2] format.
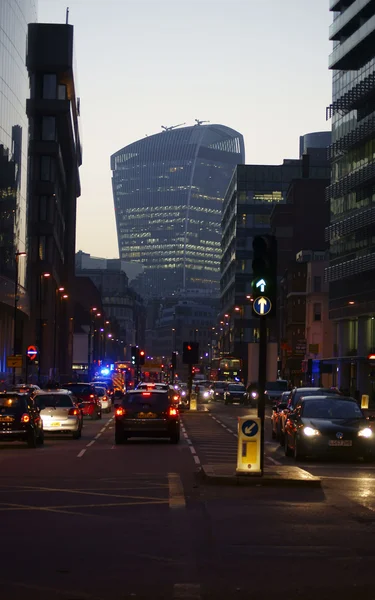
[38, 0, 333, 259]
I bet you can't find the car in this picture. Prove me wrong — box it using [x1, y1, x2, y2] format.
[114, 388, 180, 444]
[11, 384, 41, 395]
[264, 380, 289, 403]
[224, 383, 247, 405]
[178, 383, 189, 408]
[34, 390, 83, 439]
[211, 381, 227, 402]
[284, 395, 375, 461]
[90, 380, 115, 401]
[137, 382, 169, 391]
[278, 387, 341, 445]
[64, 383, 102, 419]
[0, 392, 44, 448]
[93, 385, 111, 413]
[271, 392, 290, 439]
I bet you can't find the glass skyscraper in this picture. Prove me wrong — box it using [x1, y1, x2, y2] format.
[111, 124, 245, 297]
[0, 0, 37, 371]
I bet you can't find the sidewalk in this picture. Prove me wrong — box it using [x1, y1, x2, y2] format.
[199, 462, 321, 488]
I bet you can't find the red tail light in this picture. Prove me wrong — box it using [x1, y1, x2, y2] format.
[89, 394, 95, 399]
[142, 392, 151, 396]
[173, 395, 179, 401]
[21, 413, 30, 423]
[169, 407, 178, 417]
[116, 407, 125, 416]
[69, 408, 79, 416]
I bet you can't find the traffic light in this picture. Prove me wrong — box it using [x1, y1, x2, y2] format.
[171, 351, 177, 370]
[139, 350, 145, 366]
[182, 342, 199, 364]
[131, 346, 137, 366]
[252, 234, 277, 318]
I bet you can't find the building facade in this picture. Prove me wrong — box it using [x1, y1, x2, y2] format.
[326, 1, 375, 399]
[0, 0, 37, 375]
[26, 23, 82, 382]
[111, 124, 245, 297]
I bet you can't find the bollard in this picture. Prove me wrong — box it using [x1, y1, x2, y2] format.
[361, 394, 370, 410]
[236, 416, 261, 475]
[190, 392, 197, 411]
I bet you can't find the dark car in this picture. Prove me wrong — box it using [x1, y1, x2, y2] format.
[284, 395, 375, 461]
[0, 393, 44, 447]
[224, 383, 247, 405]
[114, 389, 180, 444]
[271, 391, 290, 439]
[279, 387, 341, 445]
[211, 381, 227, 402]
[64, 383, 102, 419]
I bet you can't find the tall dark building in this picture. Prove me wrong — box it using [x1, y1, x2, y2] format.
[326, 1, 375, 398]
[111, 124, 245, 297]
[26, 23, 82, 382]
[0, 0, 37, 374]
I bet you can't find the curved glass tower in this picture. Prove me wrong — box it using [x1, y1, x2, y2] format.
[111, 124, 245, 296]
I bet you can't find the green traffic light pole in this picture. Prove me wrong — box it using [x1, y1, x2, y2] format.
[257, 315, 267, 475]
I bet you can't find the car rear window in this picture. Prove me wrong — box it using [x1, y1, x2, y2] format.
[35, 394, 73, 408]
[65, 384, 92, 394]
[266, 381, 288, 391]
[293, 389, 338, 405]
[0, 396, 27, 409]
[123, 392, 169, 409]
[95, 388, 106, 397]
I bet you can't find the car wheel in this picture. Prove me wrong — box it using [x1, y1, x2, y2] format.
[170, 432, 180, 444]
[294, 437, 305, 461]
[284, 434, 293, 457]
[37, 430, 44, 445]
[27, 430, 37, 448]
[72, 428, 81, 440]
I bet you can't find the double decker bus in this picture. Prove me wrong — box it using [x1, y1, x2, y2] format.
[210, 357, 242, 382]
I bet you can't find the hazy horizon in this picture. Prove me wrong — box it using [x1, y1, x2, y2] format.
[38, 0, 332, 259]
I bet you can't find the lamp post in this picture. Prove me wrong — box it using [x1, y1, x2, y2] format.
[87, 307, 97, 379]
[53, 287, 68, 379]
[13, 252, 26, 385]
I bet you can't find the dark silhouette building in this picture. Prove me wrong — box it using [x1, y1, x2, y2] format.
[26, 23, 82, 382]
[111, 124, 245, 297]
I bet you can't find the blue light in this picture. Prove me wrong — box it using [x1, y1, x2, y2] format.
[101, 368, 110, 376]
[110, 364, 115, 371]
[234, 376, 240, 382]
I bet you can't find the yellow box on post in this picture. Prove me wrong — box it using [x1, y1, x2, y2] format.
[190, 392, 197, 411]
[236, 416, 261, 475]
[361, 394, 370, 410]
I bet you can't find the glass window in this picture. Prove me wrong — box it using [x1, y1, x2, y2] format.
[313, 276, 322, 292]
[58, 84, 67, 100]
[35, 394, 73, 408]
[38, 236, 46, 260]
[40, 156, 51, 181]
[42, 117, 56, 141]
[43, 74, 57, 99]
[313, 303, 322, 321]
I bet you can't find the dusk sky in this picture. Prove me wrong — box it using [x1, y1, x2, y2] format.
[39, 0, 332, 259]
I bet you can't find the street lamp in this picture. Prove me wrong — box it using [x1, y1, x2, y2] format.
[13, 252, 26, 385]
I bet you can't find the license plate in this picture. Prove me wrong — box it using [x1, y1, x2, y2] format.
[50, 422, 61, 427]
[329, 440, 352, 447]
[137, 412, 156, 419]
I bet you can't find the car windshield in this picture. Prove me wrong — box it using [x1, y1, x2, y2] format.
[294, 389, 338, 404]
[0, 396, 26, 408]
[266, 381, 288, 391]
[302, 399, 363, 419]
[228, 384, 245, 392]
[35, 394, 73, 408]
[65, 384, 92, 394]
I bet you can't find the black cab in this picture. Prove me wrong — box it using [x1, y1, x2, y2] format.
[0, 392, 44, 447]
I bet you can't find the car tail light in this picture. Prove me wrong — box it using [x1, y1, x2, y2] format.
[21, 413, 30, 423]
[89, 394, 95, 399]
[173, 395, 179, 401]
[69, 408, 79, 416]
[142, 392, 151, 396]
[169, 407, 178, 417]
[115, 407, 125, 416]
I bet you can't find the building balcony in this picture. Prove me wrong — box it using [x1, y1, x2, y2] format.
[325, 206, 375, 241]
[330, 0, 356, 10]
[326, 71, 375, 120]
[325, 250, 375, 281]
[328, 115, 375, 160]
[330, 0, 375, 41]
[326, 161, 375, 200]
[328, 13, 375, 70]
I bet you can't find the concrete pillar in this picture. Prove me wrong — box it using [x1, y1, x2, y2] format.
[357, 317, 372, 397]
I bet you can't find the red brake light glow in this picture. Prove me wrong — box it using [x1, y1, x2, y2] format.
[169, 407, 178, 416]
[21, 413, 30, 423]
[142, 392, 151, 396]
[173, 395, 179, 401]
[89, 394, 95, 399]
[69, 408, 79, 416]
[115, 407, 125, 416]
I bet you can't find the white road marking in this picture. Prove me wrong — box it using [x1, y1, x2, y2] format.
[77, 449, 86, 458]
[86, 440, 95, 447]
[189, 447, 196, 455]
[267, 456, 282, 466]
[94, 434, 101, 439]
[168, 473, 186, 510]
[186, 439, 192, 445]
[173, 583, 201, 599]
[193, 455, 201, 465]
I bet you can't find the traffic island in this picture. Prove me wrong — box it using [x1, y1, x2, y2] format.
[198, 463, 321, 488]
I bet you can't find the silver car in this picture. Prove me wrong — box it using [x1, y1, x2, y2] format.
[34, 390, 83, 439]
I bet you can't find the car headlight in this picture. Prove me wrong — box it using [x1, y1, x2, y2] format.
[203, 391, 209, 398]
[181, 391, 186, 396]
[251, 391, 258, 398]
[358, 428, 373, 438]
[303, 426, 320, 437]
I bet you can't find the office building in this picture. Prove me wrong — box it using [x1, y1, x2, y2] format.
[326, 1, 375, 397]
[0, 0, 37, 375]
[111, 124, 245, 297]
[26, 23, 82, 382]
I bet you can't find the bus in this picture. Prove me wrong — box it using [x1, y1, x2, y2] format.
[210, 357, 242, 382]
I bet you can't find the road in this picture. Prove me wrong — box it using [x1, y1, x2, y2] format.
[2, 403, 375, 599]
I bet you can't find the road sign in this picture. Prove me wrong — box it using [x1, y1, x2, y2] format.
[253, 296, 272, 316]
[241, 419, 259, 438]
[27, 345, 38, 361]
[7, 355, 22, 368]
[255, 278, 266, 293]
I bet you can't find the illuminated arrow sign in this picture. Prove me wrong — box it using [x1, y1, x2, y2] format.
[255, 278, 266, 293]
[253, 296, 272, 316]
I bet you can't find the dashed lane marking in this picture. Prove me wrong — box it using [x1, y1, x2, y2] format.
[77, 449, 86, 458]
[193, 455, 201, 465]
[267, 456, 282, 466]
[87, 440, 95, 447]
[168, 473, 186, 509]
[189, 446, 196, 455]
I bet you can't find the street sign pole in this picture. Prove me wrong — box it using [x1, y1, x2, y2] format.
[188, 363, 193, 408]
[257, 315, 267, 475]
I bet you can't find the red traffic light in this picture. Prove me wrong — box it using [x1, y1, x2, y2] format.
[140, 350, 145, 356]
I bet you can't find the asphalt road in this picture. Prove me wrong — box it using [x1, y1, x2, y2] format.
[2, 403, 375, 599]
